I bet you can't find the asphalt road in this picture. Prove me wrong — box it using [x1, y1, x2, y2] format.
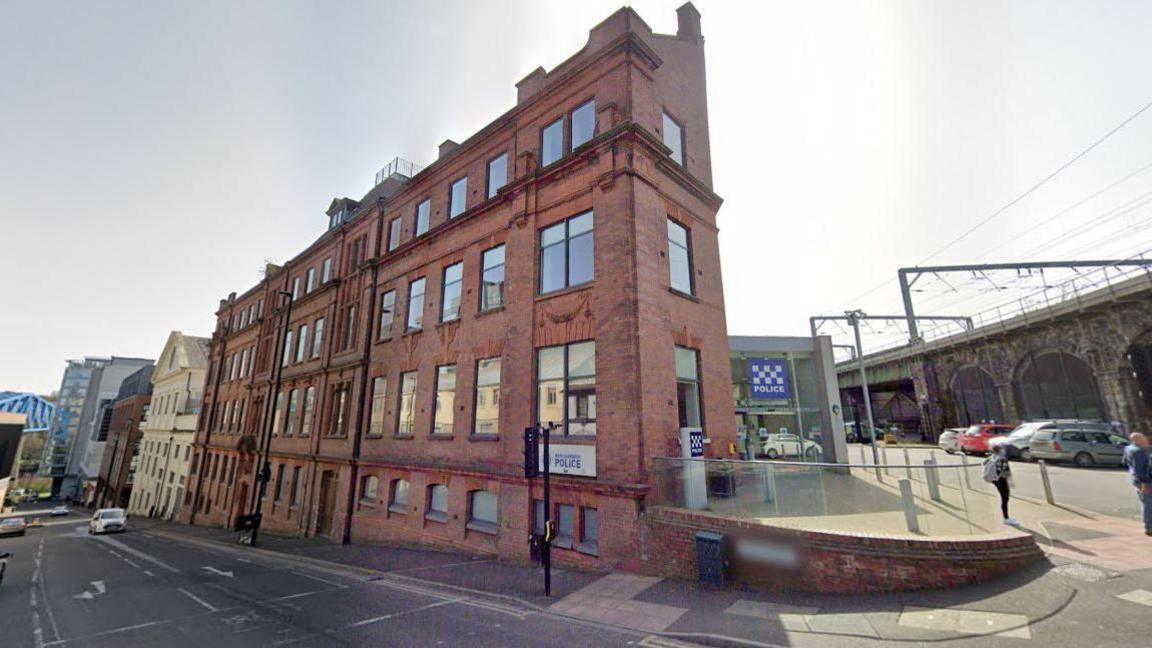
[896, 446, 1142, 519]
[0, 511, 648, 648]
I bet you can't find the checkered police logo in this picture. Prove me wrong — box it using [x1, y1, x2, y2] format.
[749, 359, 790, 398]
[689, 430, 704, 457]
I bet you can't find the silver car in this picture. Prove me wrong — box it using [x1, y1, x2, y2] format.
[1029, 421, 1127, 467]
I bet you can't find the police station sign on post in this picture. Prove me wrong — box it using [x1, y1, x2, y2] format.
[749, 358, 791, 400]
[538, 444, 596, 477]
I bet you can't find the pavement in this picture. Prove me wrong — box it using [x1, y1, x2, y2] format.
[3, 460, 1151, 648]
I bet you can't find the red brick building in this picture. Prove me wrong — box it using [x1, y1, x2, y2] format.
[95, 364, 154, 509]
[181, 3, 731, 571]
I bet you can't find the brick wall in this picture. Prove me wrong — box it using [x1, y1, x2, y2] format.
[641, 506, 1044, 593]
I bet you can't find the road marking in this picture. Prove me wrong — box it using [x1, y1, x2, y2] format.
[266, 589, 338, 602]
[33, 538, 62, 644]
[203, 566, 235, 577]
[144, 570, 155, 577]
[179, 587, 219, 612]
[73, 580, 107, 600]
[1116, 589, 1152, 607]
[43, 620, 166, 646]
[92, 535, 180, 573]
[290, 570, 345, 587]
[345, 598, 460, 628]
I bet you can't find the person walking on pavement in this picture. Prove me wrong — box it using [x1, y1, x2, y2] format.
[983, 444, 1018, 526]
[1122, 432, 1152, 536]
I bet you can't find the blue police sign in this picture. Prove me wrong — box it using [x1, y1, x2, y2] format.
[689, 429, 704, 457]
[749, 359, 790, 400]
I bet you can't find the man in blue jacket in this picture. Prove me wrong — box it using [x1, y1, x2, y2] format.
[1123, 433, 1152, 536]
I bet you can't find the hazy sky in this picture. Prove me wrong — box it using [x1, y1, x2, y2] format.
[3, 1, 1152, 394]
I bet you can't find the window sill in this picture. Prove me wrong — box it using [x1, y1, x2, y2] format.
[429, 433, 454, 441]
[535, 282, 592, 302]
[435, 318, 461, 329]
[468, 434, 499, 442]
[474, 305, 505, 320]
[425, 511, 448, 524]
[577, 542, 599, 557]
[358, 499, 376, 508]
[394, 434, 415, 440]
[388, 504, 407, 516]
[466, 520, 498, 535]
[553, 536, 574, 551]
[403, 328, 423, 337]
[668, 287, 699, 302]
[375, 335, 393, 346]
[365, 433, 384, 440]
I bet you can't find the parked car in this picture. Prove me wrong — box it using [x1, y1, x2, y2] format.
[844, 422, 883, 444]
[959, 424, 1017, 455]
[938, 428, 966, 454]
[49, 506, 70, 517]
[989, 421, 1052, 461]
[89, 508, 127, 535]
[0, 517, 27, 538]
[1028, 421, 1127, 467]
[761, 433, 823, 460]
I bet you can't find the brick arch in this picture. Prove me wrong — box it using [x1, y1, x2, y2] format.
[1123, 327, 1152, 431]
[1012, 348, 1105, 421]
[948, 364, 1004, 425]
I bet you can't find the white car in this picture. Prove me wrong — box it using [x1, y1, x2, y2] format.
[938, 428, 966, 454]
[50, 506, 70, 517]
[89, 508, 127, 535]
[761, 433, 823, 460]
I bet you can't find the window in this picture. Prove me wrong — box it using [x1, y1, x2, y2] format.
[248, 303, 256, 324]
[312, 318, 324, 358]
[274, 464, 285, 502]
[406, 278, 426, 331]
[229, 354, 238, 381]
[221, 401, 231, 434]
[441, 262, 463, 322]
[397, 371, 418, 436]
[389, 479, 409, 514]
[415, 199, 430, 237]
[468, 490, 498, 534]
[571, 99, 595, 149]
[292, 276, 301, 300]
[554, 504, 575, 549]
[290, 466, 301, 506]
[300, 386, 315, 437]
[449, 177, 468, 218]
[258, 299, 264, 318]
[667, 219, 693, 295]
[329, 385, 348, 437]
[248, 347, 255, 376]
[368, 377, 387, 437]
[579, 507, 599, 556]
[541, 117, 564, 166]
[487, 154, 507, 198]
[388, 218, 402, 251]
[282, 330, 293, 367]
[675, 347, 702, 428]
[296, 324, 309, 363]
[284, 389, 299, 437]
[433, 365, 457, 435]
[480, 245, 505, 311]
[360, 475, 379, 503]
[341, 305, 357, 350]
[539, 211, 594, 294]
[663, 112, 684, 165]
[426, 484, 448, 522]
[306, 267, 316, 293]
[238, 310, 247, 330]
[321, 257, 333, 283]
[378, 290, 396, 339]
[474, 358, 500, 436]
[537, 341, 596, 435]
[272, 392, 284, 436]
[239, 348, 249, 378]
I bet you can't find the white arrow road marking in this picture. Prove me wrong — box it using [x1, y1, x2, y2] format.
[203, 566, 235, 577]
[73, 581, 106, 600]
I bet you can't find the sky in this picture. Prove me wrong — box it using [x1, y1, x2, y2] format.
[2, 0, 1152, 394]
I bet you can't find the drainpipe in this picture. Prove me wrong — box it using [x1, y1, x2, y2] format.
[341, 198, 385, 545]
[189, 307, 232, 525]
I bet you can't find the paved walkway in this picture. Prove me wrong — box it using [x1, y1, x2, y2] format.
[139, 510, 1152, 647]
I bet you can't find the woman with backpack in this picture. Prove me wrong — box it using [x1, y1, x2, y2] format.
[983, 445, 1020, 527]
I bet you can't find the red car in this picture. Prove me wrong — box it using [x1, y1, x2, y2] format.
[960, 424, 1017, 455]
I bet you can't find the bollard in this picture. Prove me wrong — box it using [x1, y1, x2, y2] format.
[903, 447, 912, 480]
[762, 462, 776, 504]
[1038, 460, 1055, 505]
[923, 456, 942, 502]
[961, 453, 973, 490]
[899, 478, 921, 533]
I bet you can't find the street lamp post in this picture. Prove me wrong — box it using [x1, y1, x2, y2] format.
[246, 290, 294, 546]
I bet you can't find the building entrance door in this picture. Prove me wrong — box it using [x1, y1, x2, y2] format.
[316, 471, 337, 538]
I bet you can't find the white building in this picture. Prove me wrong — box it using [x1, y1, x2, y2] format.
[128, 331, 209, 519]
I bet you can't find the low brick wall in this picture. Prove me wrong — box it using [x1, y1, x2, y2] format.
[641, 506, 1045, 593]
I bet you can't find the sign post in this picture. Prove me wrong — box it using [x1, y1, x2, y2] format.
[680, 427, 707, 510]
[524, 422, 558, 596]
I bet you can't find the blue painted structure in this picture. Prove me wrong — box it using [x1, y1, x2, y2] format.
[0, 391, 56, 433]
